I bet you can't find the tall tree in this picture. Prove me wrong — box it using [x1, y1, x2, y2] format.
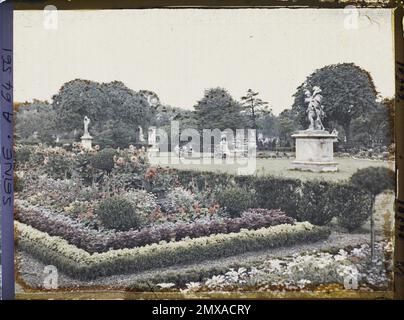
[194, 88, 246, 131]
[52, 79, 155, 144]
[291, 63, 378, 143]
[240, 89, 271, 130]
[351, 100, 393, 148]
[277, 109, 300, 146]
[16, 100, 57, 144]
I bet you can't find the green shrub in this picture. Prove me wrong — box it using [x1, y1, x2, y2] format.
[96, 196, 141, 231]
[335, 184, 372, 231]
[45, 153, 74, 179]
[91, 148, 116, 173]
[296, 180, 335, 226]
[75, 151, 94, 184]
[15, 146, 32, 164]
[350, 167, 395, 197]
[165, 186, 196, 214]
[215, 186, 255, 217]
[253, 176, 301, 218]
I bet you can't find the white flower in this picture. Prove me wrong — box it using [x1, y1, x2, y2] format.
[185, 282, 201, 291]
[156, 283, 175, 289]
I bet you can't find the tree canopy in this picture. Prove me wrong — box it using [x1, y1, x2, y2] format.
[194, 88, 246, 131]
[291, 63, 379, 142]
[52, 79, 156, 140]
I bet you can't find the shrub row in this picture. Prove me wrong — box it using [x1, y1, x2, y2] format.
[15, 204, 294, 254]
[168, 168, 374, 227]
[16, 221, 330, 280]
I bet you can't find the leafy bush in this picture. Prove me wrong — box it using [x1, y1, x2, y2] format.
[16, 204, 294, 254]
[350, 167, 395, 197]
[74, 151, 94, 184]
[143, 167, 179, 195]
[165, 187, 196, 214]
[215, 186, 255, 217]
[122, 189, 159, 225]
[334, 184, 372, 231]
[17, 221, 330, 279]
[96, 196, 141, 231]
[45, 153, 74, 179]
[296, 181, 335, 226]
[91, 148, 116, 173]
[252, 176, 301, 218]
[15, 145, 32, 164]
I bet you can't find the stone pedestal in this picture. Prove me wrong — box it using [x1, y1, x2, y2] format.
[81, 134, 93, 151]
[291, 130, 338, 172]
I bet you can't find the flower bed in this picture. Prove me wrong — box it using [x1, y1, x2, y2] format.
[181, 241, 393, 292]
[16, 221, 330, 280]
[16, 203, 294, 253]
[126, 241, 392, 292]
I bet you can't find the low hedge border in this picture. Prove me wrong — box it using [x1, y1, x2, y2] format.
[16, 221, 330, 280]
[16, 203, 294, 253]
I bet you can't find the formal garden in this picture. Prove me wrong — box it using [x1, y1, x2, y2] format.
[13, 141, 395, 295]
[13, 63, 396, 297]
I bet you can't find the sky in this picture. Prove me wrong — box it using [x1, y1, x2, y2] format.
[14, 8, 395, 115]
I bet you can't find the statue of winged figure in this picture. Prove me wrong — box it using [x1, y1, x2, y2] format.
[304, 86, 325, 131]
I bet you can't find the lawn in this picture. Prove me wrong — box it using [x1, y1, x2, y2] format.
[154, 154, 394, 181]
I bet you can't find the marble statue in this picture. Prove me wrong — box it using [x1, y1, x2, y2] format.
[304, 86, 325, 131]
[139, 126, 145, 142]
[81, 116, 93, 150]
[291, 86, 338, 172]
[83, 116, 91, 136]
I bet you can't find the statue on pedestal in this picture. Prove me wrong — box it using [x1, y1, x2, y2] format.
[81, 116, 93, 150]
[291, 85, 338, 172]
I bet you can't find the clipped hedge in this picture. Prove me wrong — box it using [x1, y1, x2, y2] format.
[167, 168, 376, 227]
[168, 169, 306, 217]
[16, 204, 294, 254]
[16, 221, 330, 280]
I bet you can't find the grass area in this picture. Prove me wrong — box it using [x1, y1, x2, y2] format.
[154, 154, 394, 181]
